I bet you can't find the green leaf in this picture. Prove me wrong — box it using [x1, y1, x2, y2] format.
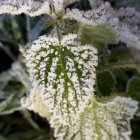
[54, 96, 138, 140]
[78, 24, 117, 49]
[127, 77, 140, 101]
[109, 47, 132, 63]
[23, 34, 98, 125]
[97, 70, 116, 96]
[112, 69, 129, 92]
[0, 136, 7, 140]
[0, 95, 22, 115]
[0, 62, 28, 115]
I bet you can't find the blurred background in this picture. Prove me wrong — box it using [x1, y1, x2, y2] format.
[0, 0, 140, 140]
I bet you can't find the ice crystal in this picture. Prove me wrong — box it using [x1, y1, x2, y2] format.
[53, 0, 80, 12]
[116, 7, 140, 26]
[0, 0, 50, 16]
[0, 0, 80, 16]
[54, 96, 138, 140]
[110, 19, 140, 49]
[68, 2, 140, 50]
[68, 2, 113, 26]
[115, 7, 140, 37]
[22, 34, 98, 126]
[88, 0, 103, 9]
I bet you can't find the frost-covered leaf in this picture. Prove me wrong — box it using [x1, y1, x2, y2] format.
[54, 96, 138, 140]
[0, 0, 50, 16]
[0, 0, 80, 17]
[68, 2, 140, 50]
[97, 70, 116, 96]
[68, 2, 113, 26]
[127, 77, 140, 101]
[53, 0, 80, 13]
[0, 62, 28, 98]
[0, 62, 28, 114]
[21, 86, 50, 120]
[111, 21, 140, 50]
[88, 0, 102, 9]
[22, 34, 98, 126]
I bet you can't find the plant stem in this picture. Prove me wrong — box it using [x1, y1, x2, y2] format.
[56, 22, 62, 44]
[0, 44, 16, 61]
[21, 110, 40, 131]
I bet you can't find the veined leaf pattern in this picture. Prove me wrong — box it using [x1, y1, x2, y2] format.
[0, 0, 50, 16]
[54, 97, 138, 140]
[23, 34, 98, 126]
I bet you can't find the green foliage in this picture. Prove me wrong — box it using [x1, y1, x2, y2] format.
[0, 95, 21, 115]
[79, 24, 117, 49]
[59, 96, 138, 140]
[0, 16, 24, 44]
[0, 0, 140, 139]
[97, 70, 116, 96]
[0, 62, 27, 115]
[127, 77, 140, 101]
[109, 47, 132, 63]
[24, 35, 98, 126]
[112, 69, 129, 92]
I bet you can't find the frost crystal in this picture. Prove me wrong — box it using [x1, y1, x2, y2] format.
[68, 2, 113, 26]
[116, 7, 140, 26]
[0, 0, 80, 16]
[52, 0, 80, 13]
[88, 0, 102, 9]
[0, 0, 50, 16]
[115, 7, 140, 38]
[22, 34, 98, 126]
[110, 19, 140, 49]
[68, 2, 140, 50]
[54, 97, 138, 140]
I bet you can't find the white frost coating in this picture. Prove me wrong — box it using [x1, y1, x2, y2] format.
[21, 85, 51, 120]
[53, 0, 79, 13]
[53, 0, 64, 13]
[0, 0, 79, 16]
[115, 7, 140, 39]
[68, 2, 140, 50]
[54, 96, 139, 140]
[68, 2, 114, 26]
[9, 62, 30, 88]
[0, 0, 50, 16]
[22, 34, 98, 127]
[110, 18, 140, 50]
[88, 0, 102, 9]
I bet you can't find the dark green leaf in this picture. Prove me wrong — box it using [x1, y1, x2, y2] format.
[127, 77, 140, 101]
[109, 47, 132, 63]
[97, 70, 116, 96]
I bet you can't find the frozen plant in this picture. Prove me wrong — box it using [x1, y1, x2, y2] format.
[0, 0, 139, 140]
